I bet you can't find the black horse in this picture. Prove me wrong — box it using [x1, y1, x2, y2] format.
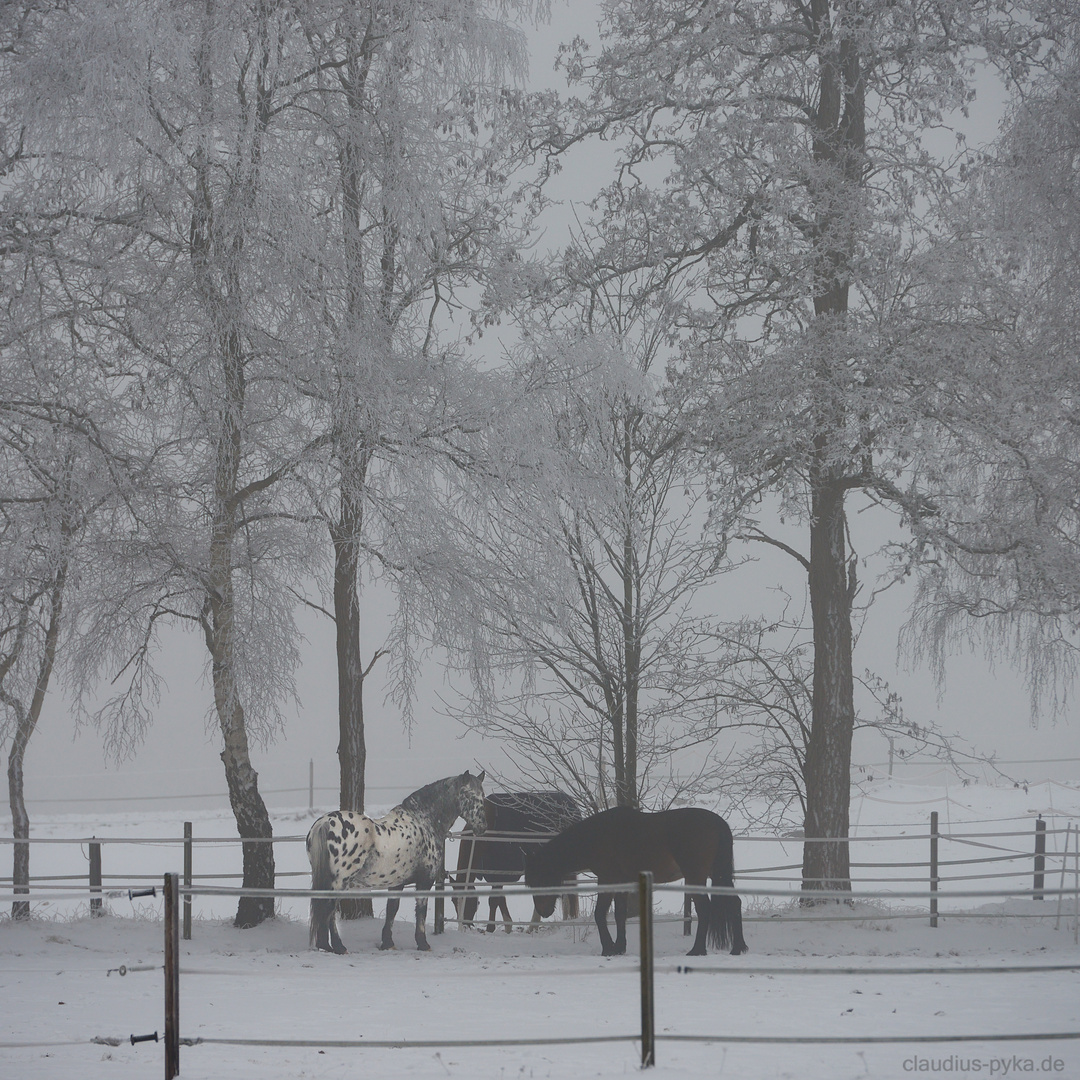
[452, 791, 581, 932]
[524, 805, 749, 957]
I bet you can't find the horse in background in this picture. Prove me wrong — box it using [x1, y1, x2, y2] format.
[307, 770, 486, 953]
[452, 791, 581, 932]
[524, 805, 748, 957]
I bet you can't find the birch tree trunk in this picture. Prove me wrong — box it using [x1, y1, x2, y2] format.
[4, 561, 66, 920]
[190, 0, 275, 928]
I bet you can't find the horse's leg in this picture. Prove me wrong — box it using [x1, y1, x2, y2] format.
[595, 892, 619, 956]
[463, 892, 478, 927]
[527, 904, 542, 933]
[485, 884, 502, 934]
[497, 888, 513, 933]
[311, 900, 333, 952]
[413, 879, 432, 952]
[687, 886, 710, 956]
[612, 891, 628, 955]
[450, 869, 474, 929]
[327, 899, 347, 955]
[379, 887, 402, 950]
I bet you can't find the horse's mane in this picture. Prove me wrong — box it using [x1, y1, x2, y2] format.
[400, 774, 465, 818]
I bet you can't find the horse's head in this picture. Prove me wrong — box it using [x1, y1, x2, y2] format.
[458, 770, 487, 835]
[523, 847, 559, 919]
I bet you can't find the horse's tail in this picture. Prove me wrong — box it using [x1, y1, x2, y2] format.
[307, 815, 336, 950]
[708, 821, 749, 955]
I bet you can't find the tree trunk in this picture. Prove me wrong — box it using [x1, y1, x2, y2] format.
[332, 479, 373, 920]
[798, 1, 865, 899]
[203, 334, 277, 928]
[6, 558, 66, 919]
[8, 736, 31, 921]
[219, 708, 276, 928]
[801, 477, 856, 897]
[191, 1, 276, 928]
[334, 507, 366, 815]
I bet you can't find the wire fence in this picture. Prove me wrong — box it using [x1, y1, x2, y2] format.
[3, 872, 1078, 1077]
[3, 817, 1078, 920]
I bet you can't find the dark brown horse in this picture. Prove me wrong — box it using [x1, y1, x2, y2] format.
[524, 805, 748, 957]
[452, 791, 581, 932]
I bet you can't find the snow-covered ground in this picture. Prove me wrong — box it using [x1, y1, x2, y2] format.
[3, 776, 1080, 1079]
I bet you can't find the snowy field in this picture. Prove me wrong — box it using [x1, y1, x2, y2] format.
[3, 776, 1080, 1080]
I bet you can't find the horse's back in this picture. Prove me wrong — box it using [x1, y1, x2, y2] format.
[570, 806, 731, 884]
[308, 807, 437, 889]
[463, 791, 582, 883]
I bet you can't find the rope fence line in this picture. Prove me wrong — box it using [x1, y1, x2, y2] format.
[125, 874, 1080, 1075]
[5, 881, 1079, 907]
[4, 824, 1077, 845]
[4, 816, 1078, 914]
[4, 871, 1079, 1070]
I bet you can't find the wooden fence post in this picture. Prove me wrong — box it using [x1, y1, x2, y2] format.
[183, 823, 192, 941]
[1033, 816, 1046, 900]
[929, 811, 939, 929]
[639, 872, 655, 1068]
[164, 873, 180, 1080]
[89, 840, 102, 917]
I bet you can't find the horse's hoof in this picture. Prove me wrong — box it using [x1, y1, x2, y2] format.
[686, 946, 706, 957]
[379, 942, 395, 951]
[417, 942, 431, 952]
[333, 945, 348, 955]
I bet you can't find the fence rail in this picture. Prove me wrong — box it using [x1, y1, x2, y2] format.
[3, 857, 1080, 1076]
[57, 873, 1080, 1078]
[3, 817, 1077, 912]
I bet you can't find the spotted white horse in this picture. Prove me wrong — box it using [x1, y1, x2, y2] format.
[307, 770, 486, 953]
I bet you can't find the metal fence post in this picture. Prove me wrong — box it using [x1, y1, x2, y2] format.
[1034, 816, 1046, 900]
[183, 823, 192, 941]
[929, 811, 939, 928]
[89, 839, 102, 917]
[639, 872, 655, 1068]
[164, 873, 180, 1080]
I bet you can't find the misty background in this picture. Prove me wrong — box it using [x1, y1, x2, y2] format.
[4, 1, 1079, 823]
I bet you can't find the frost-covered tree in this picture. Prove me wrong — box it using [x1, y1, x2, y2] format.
[289, 0, 537, 825]
[900, 29, 1080, 709]
[548, 0, 1051, 895]
[443, 254, 751, 812]
[0, 0, 139, 919]
[9, 0, 329, 926]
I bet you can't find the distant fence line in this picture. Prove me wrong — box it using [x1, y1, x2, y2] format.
[13, 756, 1080, 810]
